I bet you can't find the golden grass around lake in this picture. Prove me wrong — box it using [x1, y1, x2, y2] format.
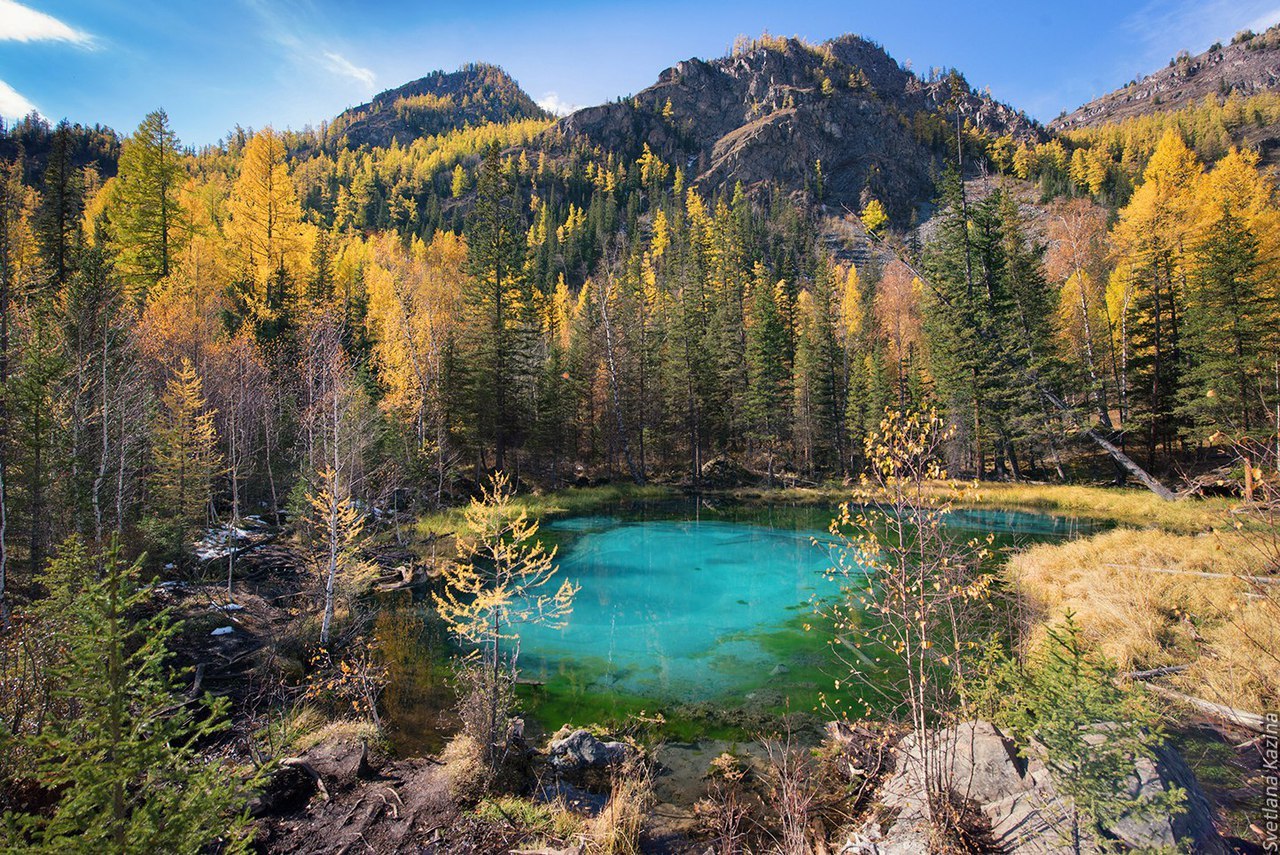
[729, 481, 1231, 533]
[1008, 525, 1278, 712]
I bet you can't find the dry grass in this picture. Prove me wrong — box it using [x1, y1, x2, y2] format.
[1009, 528, 1243, 669]
[288, 714, 381, 753]
[729, 481, 1230, 533]
[439, 733, 489, 801]
[1008, 526, 1279, 712]
[472, 795, 584, 842]
[1184, 597, 1280, 713]
[585, 760, 653, 855]
[954, 483, 1230, 533]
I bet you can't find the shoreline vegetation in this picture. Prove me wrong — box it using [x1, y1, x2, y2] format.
[417, 478, 1232, 541]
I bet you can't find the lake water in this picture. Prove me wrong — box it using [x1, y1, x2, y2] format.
[508, 500, 1091, 735]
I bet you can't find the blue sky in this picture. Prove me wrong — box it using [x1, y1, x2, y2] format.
[3, 0, 1279, 147]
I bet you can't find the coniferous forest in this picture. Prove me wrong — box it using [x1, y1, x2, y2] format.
[1, 15, 1278, 855]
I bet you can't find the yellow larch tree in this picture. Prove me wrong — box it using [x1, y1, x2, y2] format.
[433, 473, 578, 757]
[874, 261, 923, 410]
[224, 128, 311, 326]
[860, 199, 888, 234]
[1108, 129, 1202, 461]
[365, 230, 466, 501]
[150, 358, 222, 558]
[1046, 198, 1117, 428]
[837, 263, 864, 348]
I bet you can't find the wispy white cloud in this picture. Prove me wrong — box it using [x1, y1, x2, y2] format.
[0, 78, 39, 119]
[240, 0, 376, 94]
[0, 0, 92, 45]
[537, 91, 582, 117]
[1125, 0, 1280, 66]
[322, 50, 376, 88]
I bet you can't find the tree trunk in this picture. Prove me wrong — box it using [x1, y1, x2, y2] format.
[599, 281, 644, 485]
[1041, 388, 1176, 501]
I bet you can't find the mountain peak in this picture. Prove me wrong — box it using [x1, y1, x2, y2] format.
[558, 33, 1040, 222]
[328, 63, 550, 149]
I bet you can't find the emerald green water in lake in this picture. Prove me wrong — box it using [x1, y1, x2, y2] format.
[507, 500, 1092, 736]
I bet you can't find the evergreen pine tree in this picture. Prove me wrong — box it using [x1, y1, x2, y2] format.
[111, 110, 187, 295]
[1178, 205, 1267, 436]
[462, 140, 531, 472]
[35, 121, 84, 288]
[745, 264, 791, 483]
[2, 536, 254, 853]
[1001, 615, 1186, 853]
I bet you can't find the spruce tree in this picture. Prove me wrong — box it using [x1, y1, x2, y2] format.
[35, 121, 84, 288]
[462, 140, 531, 472]
[999, 615, 1186, 853]
[2, 536, 253, 853]
[792, 265, 840, 476]
[745, 264, 791, 483]
[1178, 205, 1267, 436]
[8, 318, 66, 578]
[111, 110, 187, 295]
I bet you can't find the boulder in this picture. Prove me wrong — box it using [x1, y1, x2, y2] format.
[873, 720, 1228, 854]
[1111, 734, 1226, 855]
[546, 728, 638, 788]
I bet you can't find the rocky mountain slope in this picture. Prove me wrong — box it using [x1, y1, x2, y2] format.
[327, 63, 550, 149]
[1051, 24, 1280, 131]
[556, 35, 1042, 223]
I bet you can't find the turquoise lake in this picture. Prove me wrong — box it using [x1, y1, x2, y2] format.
[509, 501, 1093, 732]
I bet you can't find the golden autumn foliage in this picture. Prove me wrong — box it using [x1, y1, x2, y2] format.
[150, 358, 222, 542]
[225, 127, 311, 321]
[365, 231, 467, 425]
[859, 198, 888, 234]
[307, 464, 371, 643]
[836, 263, 864, 344]
[433, 473, 578, 651]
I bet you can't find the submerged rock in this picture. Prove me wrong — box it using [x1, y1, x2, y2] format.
[546, 728, 637, 787]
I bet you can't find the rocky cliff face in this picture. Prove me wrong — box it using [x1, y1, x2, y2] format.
[557, 36, 1041, 223]
[1051, 24, 1280, 131]
[329, 63, 550, 149]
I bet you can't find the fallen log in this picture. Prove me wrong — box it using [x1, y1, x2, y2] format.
[856, 218, 1177, 503]
[1040, 389, 1176, 501]
[1101, 563, 1280, 585]
[1124, 664, 1189, 680]
[1141, 684, 1266, 733]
